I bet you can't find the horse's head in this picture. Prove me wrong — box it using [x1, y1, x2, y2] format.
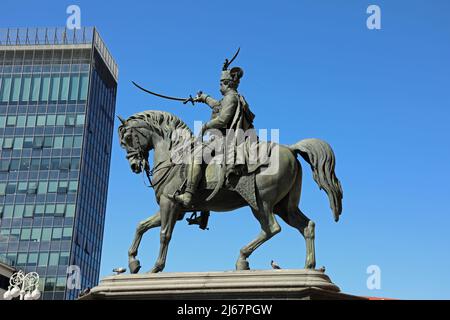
[118, 116, 153, 174]
[118, 111, 193, 175]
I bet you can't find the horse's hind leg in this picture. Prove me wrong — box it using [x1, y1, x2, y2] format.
[128, 211, 161, 273]
[276, 206, 316, 269]
[236, 202, 281, 270]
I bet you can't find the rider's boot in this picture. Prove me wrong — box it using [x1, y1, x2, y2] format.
[174, 163, 202, 207]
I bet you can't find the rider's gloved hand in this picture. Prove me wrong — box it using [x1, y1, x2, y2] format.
[194, 92, 209, 103]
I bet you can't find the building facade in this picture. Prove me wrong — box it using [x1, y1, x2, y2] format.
[0, 27, 118, 299]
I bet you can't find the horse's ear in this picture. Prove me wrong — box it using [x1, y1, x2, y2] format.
[117, 115, 127, 125]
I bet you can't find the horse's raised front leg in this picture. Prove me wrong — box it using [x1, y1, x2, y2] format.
[236, 203, 281, 270]
[150, 196, 180, 273]
[128, 211, 161, 273]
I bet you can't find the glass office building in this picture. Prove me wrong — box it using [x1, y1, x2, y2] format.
[0, 27, 118, 299]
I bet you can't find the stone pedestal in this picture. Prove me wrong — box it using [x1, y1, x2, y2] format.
[80, 269, 366, 300]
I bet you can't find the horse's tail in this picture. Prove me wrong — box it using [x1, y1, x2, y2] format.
[289, 138, 343, 222]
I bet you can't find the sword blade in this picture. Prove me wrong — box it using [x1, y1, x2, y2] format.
[132, 81, 187, 102]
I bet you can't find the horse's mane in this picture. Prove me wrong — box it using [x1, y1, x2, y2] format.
[118, 110, 193, 150]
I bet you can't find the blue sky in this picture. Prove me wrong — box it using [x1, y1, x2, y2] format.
[2, 0, 450, 299]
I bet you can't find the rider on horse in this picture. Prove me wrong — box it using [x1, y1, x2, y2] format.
[173, 65, 256, 208]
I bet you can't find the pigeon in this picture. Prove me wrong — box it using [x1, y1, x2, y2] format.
[78, 287, 90, 297]
[113, 267, 127, 275]
[271, 260, 281, 269]
[318, 266, 326, 273]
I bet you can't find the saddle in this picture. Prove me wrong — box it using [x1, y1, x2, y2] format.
[179, 161, 259, 210]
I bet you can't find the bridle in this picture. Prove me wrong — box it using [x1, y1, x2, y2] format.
[124, 125, 174, 189]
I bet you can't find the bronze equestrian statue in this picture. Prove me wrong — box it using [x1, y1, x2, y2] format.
[118, 51, 343, 274]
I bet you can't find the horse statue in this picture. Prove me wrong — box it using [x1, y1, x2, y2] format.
[118, 110, 343, 273]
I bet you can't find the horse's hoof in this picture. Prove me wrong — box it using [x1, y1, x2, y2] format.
[236, 259, 250, 270]
[129, 259, 141, 274]
[304, 261, 316, 270]
[149, 266, 162, 273]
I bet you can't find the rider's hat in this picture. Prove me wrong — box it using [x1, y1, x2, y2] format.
[221, 67, 244, 84]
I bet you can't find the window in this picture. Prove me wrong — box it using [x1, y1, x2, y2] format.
[11, 77, 21, 102]
[51, 159, 60, 170]
[56, 277, 67, 291]
[20, 159, 30, 170]
[36, 115, 46, 126]
[44, 137, 53, 148]
[2, 138, 13, 149]
[62, 228, 72, 240]
[52, 228, 62, 240]
[38, 182, 48, 194]
[6, 183, 16, 194]
[48, 181, 58, 193]
[30, 159, 40, 170]
[0, 160, 10, 172]
[31, 228, 41, 242]
[6, 116, 16, 127]
[79, 74, 89, 100]
[27, 253, 38, 266]
[31, 76, 41, 102]
[60, 158, 71, 170]
[76, 114, 85, 126]
[49, 253, 59, 266]
[45, 277, 56, 291]
[45, 204, 55, 215]
[66, 204, 75, 217]
[38, 252, 48, 266]
[0, 116, 5, 128]
[21, 76, 31, 102]
[63, 136, 73, 148]
[41, 228, 52, 241]
[17, 253, 27, 266]
[70, 75, 80, 101]
[50, 75, 60, 101]
[65, 115, 75, 126]
[46, 114, 56, 126]
[0, 183, 5, 195]
[60, 76, 70, 101]
[34, 205, 44, 217]
[40, 158, 50, 170]
[13, 137, 23, 149]
[56, 115, 65, 126]
[52, 136, 62, 149]
[33, 136, 44, 149]
[41, 75, 51, 101]
[26, 115, 36, 128]
[10, 160, 19, 171]
[20, 228, 31, 240]
[71, 158, 80, 170]
[16, 115, 26, 127]
[23, 137, 34, 148]
[73, 136, 83, 148]
[27, 182, 38, 194]
[58, 181, 68, 193]
[14, 205, 24, 218]
[55, 204, 65, 216]
[17, 182, 28, 193]
[68, 181, 78, 193]
[24, 205, 34, 218]
[1, 77, 12, 102]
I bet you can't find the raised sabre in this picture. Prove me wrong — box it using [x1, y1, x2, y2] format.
[132, 81, 195, 105]
[223, 47, 240, 71]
